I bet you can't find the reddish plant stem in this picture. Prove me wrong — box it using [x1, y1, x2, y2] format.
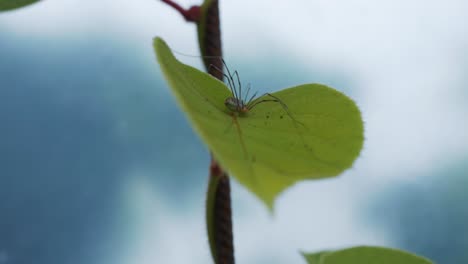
[203, 2, 234, 263]
[161, 0, 201, 22]
[202, 0, 223, 78]
[161, 0, 234, 263]
[209, 158, 234, 264]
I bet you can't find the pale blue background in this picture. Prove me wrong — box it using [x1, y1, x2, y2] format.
[1, 0, 467, 263]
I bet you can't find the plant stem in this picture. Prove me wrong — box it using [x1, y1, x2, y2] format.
[202, 2, 235, 263]
[209, 158, 234, 264]
[200, 0, 223, 78]
[160, 0, 201, 22]
[161, 0, 234, 262]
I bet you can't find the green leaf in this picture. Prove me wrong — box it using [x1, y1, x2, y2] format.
[303, 246, 434, 264]
[205, 173, 221, 261]
[0, 0, 40, 11]
[302, 250, 330, 264]
[154, 37, 364, 209]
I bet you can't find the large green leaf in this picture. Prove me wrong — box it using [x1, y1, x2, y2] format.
[0, 0, 40, 11]
[154, 37, 364, 209]
[303, 246, 434, 264]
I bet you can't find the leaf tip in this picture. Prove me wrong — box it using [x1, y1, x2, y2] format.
[153, 37, 176, 68]
[153, 36, 166, 51]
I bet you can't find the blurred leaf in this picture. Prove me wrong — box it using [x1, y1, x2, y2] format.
[303, 246, 434, 264]
[302, 250, 330, 264]
[154, 37, 363, 209]
[0, 0, 40, 11]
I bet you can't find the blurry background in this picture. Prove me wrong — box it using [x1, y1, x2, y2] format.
[0, 0, 467, 263]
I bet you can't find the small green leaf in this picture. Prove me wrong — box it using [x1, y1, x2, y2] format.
[0, 0, 40, 11]
[154, 37, 364, 209]
[303, 246, 434, 264]
[205, 173, 221, 261]
[302, 250, 330, 264]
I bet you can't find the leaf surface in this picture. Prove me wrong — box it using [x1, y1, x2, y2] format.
[0, 0, 40, 11]
[303, 246, 434, 264]
[154, 37, 364, 208]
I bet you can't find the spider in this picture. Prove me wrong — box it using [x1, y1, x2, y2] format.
[209, 60, 296, 120]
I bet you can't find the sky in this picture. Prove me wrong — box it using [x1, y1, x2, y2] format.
[1, 0, 468, 263]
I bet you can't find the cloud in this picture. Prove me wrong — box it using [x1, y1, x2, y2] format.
[115, 172, 212, 264]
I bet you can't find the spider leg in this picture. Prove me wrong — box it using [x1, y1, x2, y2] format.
[220, 59, 240, 101]
[264, 93, 290, 111]
[244, 83, 251, 103]
[246, 99, 280, 110]
[248, 93, 288, 110]
[246, 91, 258, 106]
[208, 63, 237, 99]
[233, 70, 242, 102]
[248, 93, 305, 126]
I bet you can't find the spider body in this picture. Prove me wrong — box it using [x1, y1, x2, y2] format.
[224, 97, 249, 114]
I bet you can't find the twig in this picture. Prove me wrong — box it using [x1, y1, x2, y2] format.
[160, 0, 201, 22]
[203, 1, 235, 262]
[161, 1, 234, 263]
